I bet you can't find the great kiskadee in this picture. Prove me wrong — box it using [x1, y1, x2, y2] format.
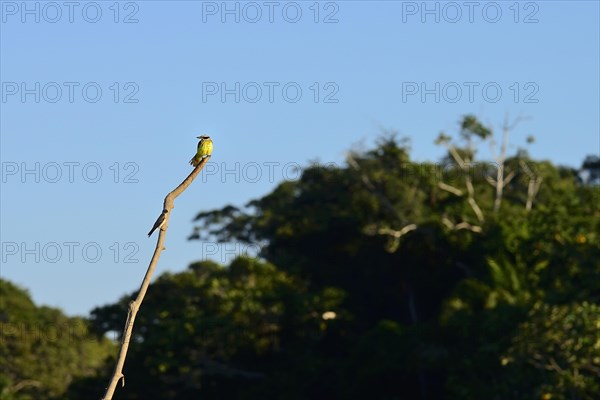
[189, 135, 213, 167]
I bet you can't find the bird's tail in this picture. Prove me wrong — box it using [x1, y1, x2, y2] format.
[189, 156, 197, 166]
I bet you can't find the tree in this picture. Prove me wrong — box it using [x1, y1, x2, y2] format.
[187, 116, 599, 398]
[62, 116, 599, 399]
[503, 301, 600, 400]
[0, 279, 113, 400]
[73, 257, 348, 400]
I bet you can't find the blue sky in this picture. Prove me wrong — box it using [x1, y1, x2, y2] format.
[1, 1, 598, 316]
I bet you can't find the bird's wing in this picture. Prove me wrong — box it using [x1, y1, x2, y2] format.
[148, 213, 166, 237]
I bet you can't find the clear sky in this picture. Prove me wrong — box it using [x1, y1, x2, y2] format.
[1, 1, 598, 316]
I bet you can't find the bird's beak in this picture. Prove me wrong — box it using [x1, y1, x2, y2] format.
[196, 136, 202, 139]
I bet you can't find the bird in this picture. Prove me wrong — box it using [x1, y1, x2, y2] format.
[189, 135, 213, 167]
[148, 209, 168, 237]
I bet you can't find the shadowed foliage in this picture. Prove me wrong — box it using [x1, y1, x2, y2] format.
[5, 116, 598, 399]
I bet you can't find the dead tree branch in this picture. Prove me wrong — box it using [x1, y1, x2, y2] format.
[438, 182, 464, 197]
[442, 216, 482, 233]
[443, 143, 485, 222]
[520, 160, 542, 212]
[489, 114, 528, 213]
[101, 156, 212, 400]
[348, 153, 420, 248]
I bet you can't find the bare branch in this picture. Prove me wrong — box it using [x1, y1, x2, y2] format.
[454, 222, 483, 233]
[466, 179, 485, 222]
[505, 113, 531, 132]
[438, 139, 484, 222]
[447, 145, 466, 169]
[489, 137, 498, 161]
[376, 224, 418, 238]
[438, 182, 464, 196]
[503, 170, 515, 186]
[442, 217, 482, 233]
[526, 178, 542, 212]
[441, 217, 454, 230]
[491, 113, 528, 213]
[491, 116, 508, 213]
[520, 160, 543, 212]
[9, 380, 43, 394]
[348, 153, 419, 253]
[101, 156, 212, 400]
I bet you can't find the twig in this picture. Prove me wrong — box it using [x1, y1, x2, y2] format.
[438, 182, 464, 197]
[347, 153, 419, 244]
[454, 221, 483, 233]
[519, 160, 542, 212]
[447, 145, 466, 169]
[441, 142, 484, 222]
[490, 114, 528, 213]
[376, 224, 418, 238]
[9, 380, 43, 393]
[101, 156, 212, 400]
[442, 217, 482, 233]
[467, 196, 485, 223]
[503, 170, 515, 186]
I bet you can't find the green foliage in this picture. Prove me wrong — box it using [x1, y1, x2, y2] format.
[461, 114, 492, 139]
[71, 257, 349, 399]
[7, 115, 599, 399]
[504, 302, 600, 399]
[0, 280, 114, 400]
[179, 115, 599, 398]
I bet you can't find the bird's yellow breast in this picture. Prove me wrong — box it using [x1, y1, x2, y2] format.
[199, 139, 213, 156]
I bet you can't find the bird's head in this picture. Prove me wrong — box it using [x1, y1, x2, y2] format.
[197, 135, 211, 140]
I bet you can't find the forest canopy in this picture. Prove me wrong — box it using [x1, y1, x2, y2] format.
[2, 115, 599, 400]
